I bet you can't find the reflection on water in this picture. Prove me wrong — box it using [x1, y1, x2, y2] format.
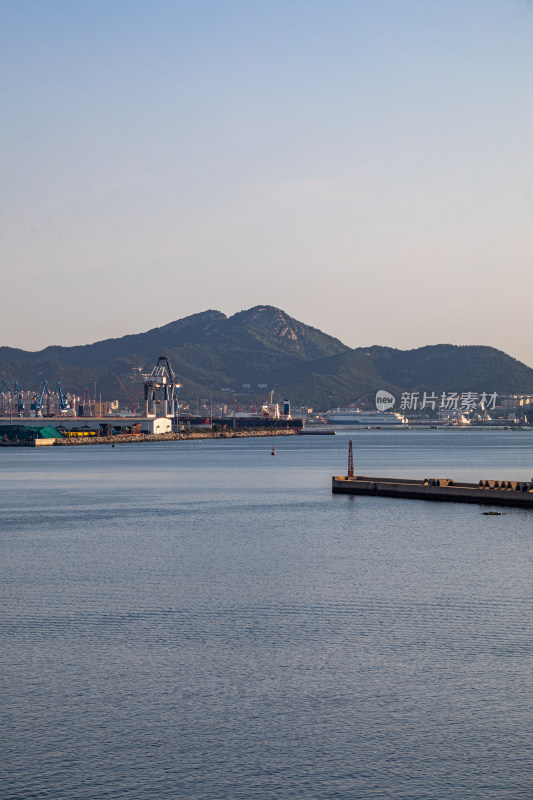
[1, 431, 532, 799]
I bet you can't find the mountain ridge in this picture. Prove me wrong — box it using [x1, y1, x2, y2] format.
[1, 306, 532, 409]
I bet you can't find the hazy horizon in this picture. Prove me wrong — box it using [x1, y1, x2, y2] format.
[2, 1, 532, 366]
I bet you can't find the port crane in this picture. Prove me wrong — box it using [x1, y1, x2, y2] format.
[55, 379, 71, 412]
[143, 356, 181, 418]
[31, 379, 51, 417]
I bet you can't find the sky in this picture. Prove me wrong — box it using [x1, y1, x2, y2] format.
[1, 0, 532, 365]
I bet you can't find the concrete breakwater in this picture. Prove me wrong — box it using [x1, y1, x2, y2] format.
[332, 475, 533, 508]
[54, 429, 298, 446]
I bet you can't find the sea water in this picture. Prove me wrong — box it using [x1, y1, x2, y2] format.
[1, 430, 532, 799]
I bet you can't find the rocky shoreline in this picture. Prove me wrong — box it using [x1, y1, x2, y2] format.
[54, 428, 298, 445]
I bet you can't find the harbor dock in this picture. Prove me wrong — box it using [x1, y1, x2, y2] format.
[332, 438, 533, 507]
[332, 475, 533, 508]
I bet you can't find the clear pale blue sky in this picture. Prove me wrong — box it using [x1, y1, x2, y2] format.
[2, 0, 532, 364]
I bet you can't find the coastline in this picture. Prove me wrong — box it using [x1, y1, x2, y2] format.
[53, 428, 298, 446]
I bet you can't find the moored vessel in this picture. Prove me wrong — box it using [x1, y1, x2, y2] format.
[325, 408, 406, 426]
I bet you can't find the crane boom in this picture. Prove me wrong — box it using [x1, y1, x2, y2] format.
[31, 379, 50, 417]
[55, 380, 70, 411]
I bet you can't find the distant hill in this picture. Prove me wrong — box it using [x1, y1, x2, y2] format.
[1, 306, 532, 409]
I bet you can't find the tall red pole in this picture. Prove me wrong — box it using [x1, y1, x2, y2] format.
[348, 438, 354, 477]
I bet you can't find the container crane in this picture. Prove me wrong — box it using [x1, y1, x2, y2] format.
[55, 379, 71, 412]
[31, 379, 51, 417]
[142, 356, 181, 418]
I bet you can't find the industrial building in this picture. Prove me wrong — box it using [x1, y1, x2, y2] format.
[0, 416, 172, 438]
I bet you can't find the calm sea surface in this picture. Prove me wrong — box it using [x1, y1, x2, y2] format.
[1, 430, 532, 799]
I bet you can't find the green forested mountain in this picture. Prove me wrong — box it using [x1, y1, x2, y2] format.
[1, 306, 532, 409]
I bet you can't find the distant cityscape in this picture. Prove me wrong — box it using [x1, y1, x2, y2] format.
[3, 306, 533, 442]
[1, 365, 533, 435]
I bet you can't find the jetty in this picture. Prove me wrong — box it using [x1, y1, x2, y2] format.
[332, 440, 533, 508]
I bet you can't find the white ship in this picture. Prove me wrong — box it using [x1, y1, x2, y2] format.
[325, 408, 406, 426]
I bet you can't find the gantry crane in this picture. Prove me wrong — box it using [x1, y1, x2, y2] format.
[143, 356, 182, 418]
